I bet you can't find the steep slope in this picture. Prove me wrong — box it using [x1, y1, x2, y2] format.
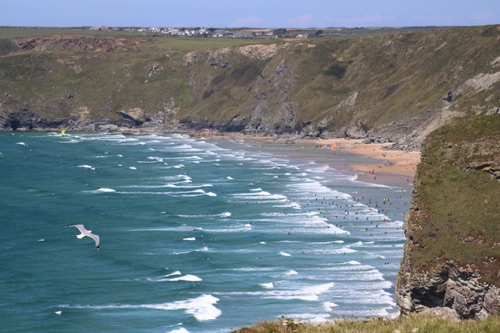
[396, 115, 500, 319]
[0, 26, 499, 149]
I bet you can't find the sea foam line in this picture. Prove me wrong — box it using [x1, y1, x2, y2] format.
[59, 294, 220, 321]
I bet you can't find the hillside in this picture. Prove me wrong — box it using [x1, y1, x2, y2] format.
[396, 115, 500, 319]
[0, 25, 499, 150]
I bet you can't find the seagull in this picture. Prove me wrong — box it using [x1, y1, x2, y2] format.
[69, 224, 100, 249]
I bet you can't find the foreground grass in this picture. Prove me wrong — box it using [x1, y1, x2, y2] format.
[232, 315, 500, 333]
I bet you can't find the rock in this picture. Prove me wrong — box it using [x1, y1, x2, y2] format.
[117, 108, 145, 126]
[418, 307, 460, 321]
[96, 124, 119, 132]
[344, 121, 368, 139]
[396, 116, 500, 319]
[147, 63, 163, 77]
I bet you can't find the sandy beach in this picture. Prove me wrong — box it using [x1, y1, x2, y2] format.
[190, 131, 420, 189]
[306, 138, 421, 177]
[221, 134, 419, 182]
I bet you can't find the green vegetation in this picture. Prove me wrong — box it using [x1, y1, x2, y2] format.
[324, 61, 347, 79]
[232, 315, 500, 333]
[406, 115, 500, 285]
[0, 27, 143, 38]
[0, 25, 498, 136]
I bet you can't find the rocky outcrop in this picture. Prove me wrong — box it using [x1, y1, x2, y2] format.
[396, 115, 500, 319]
[0, 26, 498, 148]
[397, 261, 499, 319]
[14, 35, 148, 52]
[3, 108, 68, 131]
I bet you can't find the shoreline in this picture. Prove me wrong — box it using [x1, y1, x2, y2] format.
[209, 133, 421, 188]
[304, 138, 420, 188]
[11, 128, 421, 188]
[305, 138, 420, 178]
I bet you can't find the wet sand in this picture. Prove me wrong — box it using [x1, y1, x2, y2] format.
[220, 134, 420, 188]
[205, 133, 417, 223]
[305, 138, 420, 178]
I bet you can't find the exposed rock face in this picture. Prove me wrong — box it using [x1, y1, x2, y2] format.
[1, 26, 498, 148]
[397, 261, 499, 319]
[117, 108, 146, 126]
[3, 108, 68, 131]
[396, 115, 500, 319]
[14, 35, 147, 52]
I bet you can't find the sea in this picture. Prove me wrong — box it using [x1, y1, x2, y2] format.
[0, 131, 413, 333]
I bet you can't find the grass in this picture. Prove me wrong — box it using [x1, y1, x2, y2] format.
[0, 25, 498, 135]
[0, 27, 143, 38]
[232, 315, 500, 333]
[405, 115, 500, 285]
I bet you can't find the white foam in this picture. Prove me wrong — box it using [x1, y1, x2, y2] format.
[129, 166, 137, 170]
[61, 294, 220, 321]
[323, 301, 339, 312]
[96, 187, 116, 193]
[167, 274, 203, 282]
[285, 270, 298, 275]
[77, 164, 95, 170]
[260, 282, 274, 289]
[167, 328, 189, 333]
[268, 282, 335, 301]
[314, 247, 358, 255]
[183, 237, 196, 241]
[232, 191, 287, 202]
[147, 156, 164, 163]
[279, 251, 291, 257]
[165, 183, 213, 189]
[273, 202, 302, 209]
[177, 189, 217, 197]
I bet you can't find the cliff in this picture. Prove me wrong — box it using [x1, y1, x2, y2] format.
[396, 115, 500, 319]
[1, 25, 499, 150]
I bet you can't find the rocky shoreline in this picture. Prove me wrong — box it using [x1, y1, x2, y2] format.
[0, 107, 424, 153]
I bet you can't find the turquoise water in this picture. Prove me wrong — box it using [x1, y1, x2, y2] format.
[0, 132, 411, 333]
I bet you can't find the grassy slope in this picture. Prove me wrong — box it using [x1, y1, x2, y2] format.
[231, 315, 500, 333]
[405, 115, 500, 285]
[1, 26, 499, 134]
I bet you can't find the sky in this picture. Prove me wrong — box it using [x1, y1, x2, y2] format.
[1, 0, 498, 28]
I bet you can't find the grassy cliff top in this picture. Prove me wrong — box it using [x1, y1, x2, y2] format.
[1, 25, 499, 138]
[406, 115, 500, 285]
[231, 315, 500, 332]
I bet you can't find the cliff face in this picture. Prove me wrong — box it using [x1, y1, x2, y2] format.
[396, 115, 500, 319]
[0, 26, 499, 149]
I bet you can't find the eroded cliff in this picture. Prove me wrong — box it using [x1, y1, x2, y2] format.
[396, 115, 500, 319]
[0, 26, 499, 149]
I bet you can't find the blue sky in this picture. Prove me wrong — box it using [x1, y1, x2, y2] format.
[1, 0, 498, 28]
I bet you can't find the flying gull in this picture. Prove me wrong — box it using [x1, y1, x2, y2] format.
[69, 224, 100, 249]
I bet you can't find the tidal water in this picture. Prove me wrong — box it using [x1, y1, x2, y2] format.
[0, 132, 412, 333]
